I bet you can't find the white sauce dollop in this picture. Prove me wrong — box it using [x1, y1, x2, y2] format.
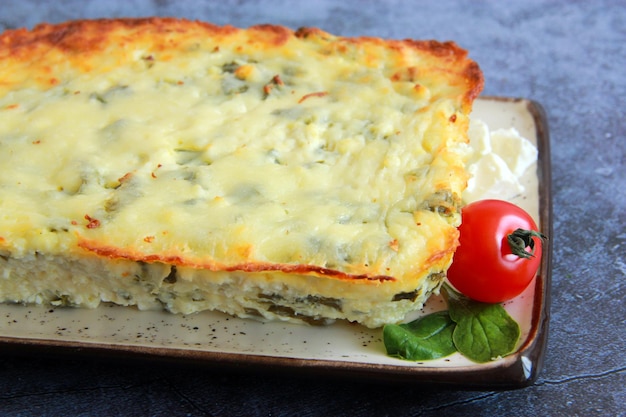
[463, 119, 538, 203]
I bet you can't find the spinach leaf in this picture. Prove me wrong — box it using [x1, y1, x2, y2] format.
[382, 285, 521, 364]
[443, 285, 521, 363]
[383, 311, 457, 361]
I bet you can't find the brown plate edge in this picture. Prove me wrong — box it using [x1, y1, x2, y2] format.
[0, 96, 553, 390]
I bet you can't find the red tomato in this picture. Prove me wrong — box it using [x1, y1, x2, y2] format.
[446, 199, 545, 303]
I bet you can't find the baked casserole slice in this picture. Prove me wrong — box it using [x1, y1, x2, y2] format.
[0, 18, 483, 327]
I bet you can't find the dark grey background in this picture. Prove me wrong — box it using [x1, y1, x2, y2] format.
[1, 1, 624, 416]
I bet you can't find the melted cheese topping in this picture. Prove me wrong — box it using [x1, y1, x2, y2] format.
[0, 19, 482, 286]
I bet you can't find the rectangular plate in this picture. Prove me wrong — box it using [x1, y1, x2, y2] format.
[0, 96, 552, 389]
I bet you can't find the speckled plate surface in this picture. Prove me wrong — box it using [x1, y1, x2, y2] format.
[0, 97, 552, 389]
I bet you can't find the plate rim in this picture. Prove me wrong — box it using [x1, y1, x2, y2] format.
[0, 95, 553, 389]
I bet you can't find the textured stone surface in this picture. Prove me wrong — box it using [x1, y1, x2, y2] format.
[1, 1, 624, 416]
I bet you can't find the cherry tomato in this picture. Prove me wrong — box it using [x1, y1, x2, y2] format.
[446, 199, 545, 303]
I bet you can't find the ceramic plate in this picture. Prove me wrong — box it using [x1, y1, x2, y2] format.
[0, 97, 552, 388]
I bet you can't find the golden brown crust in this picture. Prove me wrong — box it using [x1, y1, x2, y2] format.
[294, 26, 483, 111]
[76, 238, 395, 283]
[1, 18, 483, 105]
[1, 18, 226, 53]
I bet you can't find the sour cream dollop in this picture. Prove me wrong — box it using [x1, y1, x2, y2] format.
[463, 119, 538, 203]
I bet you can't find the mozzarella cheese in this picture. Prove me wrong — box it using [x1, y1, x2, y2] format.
[0, 18, 483, 327]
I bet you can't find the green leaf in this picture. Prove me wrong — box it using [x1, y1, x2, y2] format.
[443, 285, 520, 363]
[383, 311, 457, 361]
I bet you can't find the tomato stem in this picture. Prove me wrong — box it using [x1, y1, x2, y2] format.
[507, 229, 546, 259]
